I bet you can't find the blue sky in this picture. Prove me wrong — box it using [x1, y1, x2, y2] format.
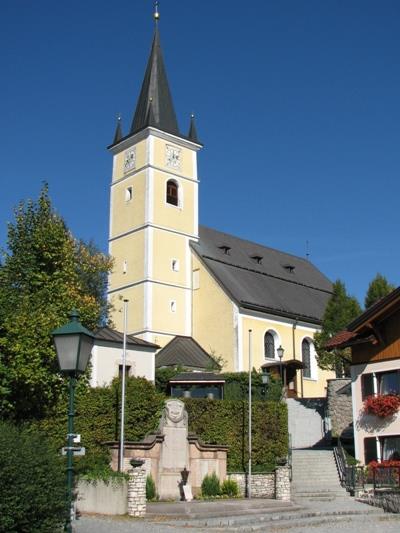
[1, 0, 399, 306]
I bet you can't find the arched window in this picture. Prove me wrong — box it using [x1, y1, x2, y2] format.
[166, 179, 178, 206]
[302, 339, 311, 378]
[264, 332, 275, 359]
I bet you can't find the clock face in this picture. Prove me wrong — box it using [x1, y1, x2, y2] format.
[124, 147, 136, 172]
[165, 144, 181, 170]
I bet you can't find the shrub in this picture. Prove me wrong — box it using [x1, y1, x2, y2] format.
[201, 472, 220, 497]
[0, 421, 66, 533]
[221, 478, 239, 497]
[146, 474, 157, 500]
[364, 394, 400, 418]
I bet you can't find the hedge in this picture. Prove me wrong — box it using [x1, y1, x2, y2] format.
[32, 377, 287, 475]
[184, 398, 287, 471]
[34, 377, 165, 473]
[0, 421, 66, 532]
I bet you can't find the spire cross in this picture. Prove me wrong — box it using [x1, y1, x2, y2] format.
[154, 1, 160, 23]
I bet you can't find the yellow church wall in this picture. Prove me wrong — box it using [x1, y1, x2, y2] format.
[112, 139, 147, 182]
[152, 230, 188, 286]
[192, 256, 236, 371]
[108, 284, 144, 334]
[151, 284, 188, 336]
[153, 137, 195, 178]
[110, 170, 146, 238]
[152, 169, 195, 235]
[108, 231, 145, 290]
[240, 316, 334, 398]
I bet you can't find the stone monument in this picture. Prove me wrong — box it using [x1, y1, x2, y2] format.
[158, 399, 189, 499]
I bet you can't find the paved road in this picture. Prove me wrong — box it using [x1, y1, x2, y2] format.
[74, 496, 400, 533]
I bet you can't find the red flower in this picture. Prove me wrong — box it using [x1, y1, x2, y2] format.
[363, 394, 400, 418]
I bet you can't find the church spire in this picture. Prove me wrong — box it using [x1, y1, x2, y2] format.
[130, 4, 179, 136]
[188, 113, 199, 143]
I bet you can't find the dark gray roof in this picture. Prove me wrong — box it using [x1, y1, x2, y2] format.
[155, 336, 218, 369]
[113, 116, 123, 144]
[169, 372, 225, 383]
[130, 27, 179, 136]
[94, 326, 159, 348]
[188, 114, 199, 143]
[191, 226, 332, 324]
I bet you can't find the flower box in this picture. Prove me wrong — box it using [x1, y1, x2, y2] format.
[363, 394, 400, 418]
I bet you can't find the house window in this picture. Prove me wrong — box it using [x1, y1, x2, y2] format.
[364, 437, 378, 464]
[264, 332, 275, 359]
[382, 436, 400, 461]
[166, 180, 178, 206]
[171, 259, 180, 272]
[302, 339, 311, 378]
[250, 255, 263, 265]
[125, 186, 133, 202]
[218, 245, 231, 255]
[118, 364, 131, 380]
[362, 370, 400, 400]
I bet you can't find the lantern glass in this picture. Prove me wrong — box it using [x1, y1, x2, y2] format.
[277, 345, 284, 360]
[76, 334, 94, 373]
[54, 334, 81, 373]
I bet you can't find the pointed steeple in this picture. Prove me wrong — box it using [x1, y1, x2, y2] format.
[188, 114, 199, 143]
[113, 114, 123, 144]
[130, 24, 179, 136]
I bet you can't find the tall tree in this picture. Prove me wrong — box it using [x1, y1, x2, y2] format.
[364, 273, 395, 309]
[314, 280, 361, 376]
[0, 186, 113, 419]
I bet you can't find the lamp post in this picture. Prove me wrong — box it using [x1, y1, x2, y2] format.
[261, 369, 269, 398]
[52, 310, 95, 533]
[277, 345, 284, 385]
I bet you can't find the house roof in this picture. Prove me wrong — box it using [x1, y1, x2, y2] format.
[155, 336, 218, 369]
[325, 286, 400, 349]
[94, 326, 159, 349]
[191, 226, 333, 324]
[169, 372, 225, 383]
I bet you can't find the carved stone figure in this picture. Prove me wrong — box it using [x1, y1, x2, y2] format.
[162, 399, 188, 428]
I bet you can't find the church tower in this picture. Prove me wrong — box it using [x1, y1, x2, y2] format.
[107, 9, 202, 345]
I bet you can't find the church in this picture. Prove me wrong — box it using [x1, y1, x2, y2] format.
[105, 9, 335, 398]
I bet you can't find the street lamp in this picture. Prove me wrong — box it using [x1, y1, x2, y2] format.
[261, 369, 269, 398]
[52, 309, 95, 533]
[277, 345, 284, 384]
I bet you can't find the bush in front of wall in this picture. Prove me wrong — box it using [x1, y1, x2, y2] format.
[0, 421, 66, 533]
[221, 478, 239, 497]
[201, 472, 221, 497]
[146, 474, 157, 501]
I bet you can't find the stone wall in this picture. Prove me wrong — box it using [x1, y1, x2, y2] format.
[77, 480, 128, 515]
[227, 472, 275, 498]
[275, 466, 291, 501]
[127, 466, 146, 517]
[326, 378, 352, 439]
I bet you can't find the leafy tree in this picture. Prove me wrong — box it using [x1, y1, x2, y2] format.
[0, 186, 112, 419]
[365, 273, 395, 309]
[314, 280, 361, 376]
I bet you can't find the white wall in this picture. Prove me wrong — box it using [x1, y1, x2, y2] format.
[90, 340, 156, 386]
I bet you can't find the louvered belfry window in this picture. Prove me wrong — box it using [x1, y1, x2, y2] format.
[302, 339, 311, 378]
[166, 180, 178, 206]
[264, 332, 275, 359]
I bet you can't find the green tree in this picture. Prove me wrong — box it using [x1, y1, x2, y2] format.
[0, 186, 112, 419]
[314, 280, 361, 376]
[365, 273, 395, 309]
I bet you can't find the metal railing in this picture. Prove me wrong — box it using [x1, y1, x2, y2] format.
[373, 466, 400, 490]
[333, 439, 365, 494]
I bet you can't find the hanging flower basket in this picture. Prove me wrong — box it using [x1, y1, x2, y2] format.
[364, 394, 400, 418]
